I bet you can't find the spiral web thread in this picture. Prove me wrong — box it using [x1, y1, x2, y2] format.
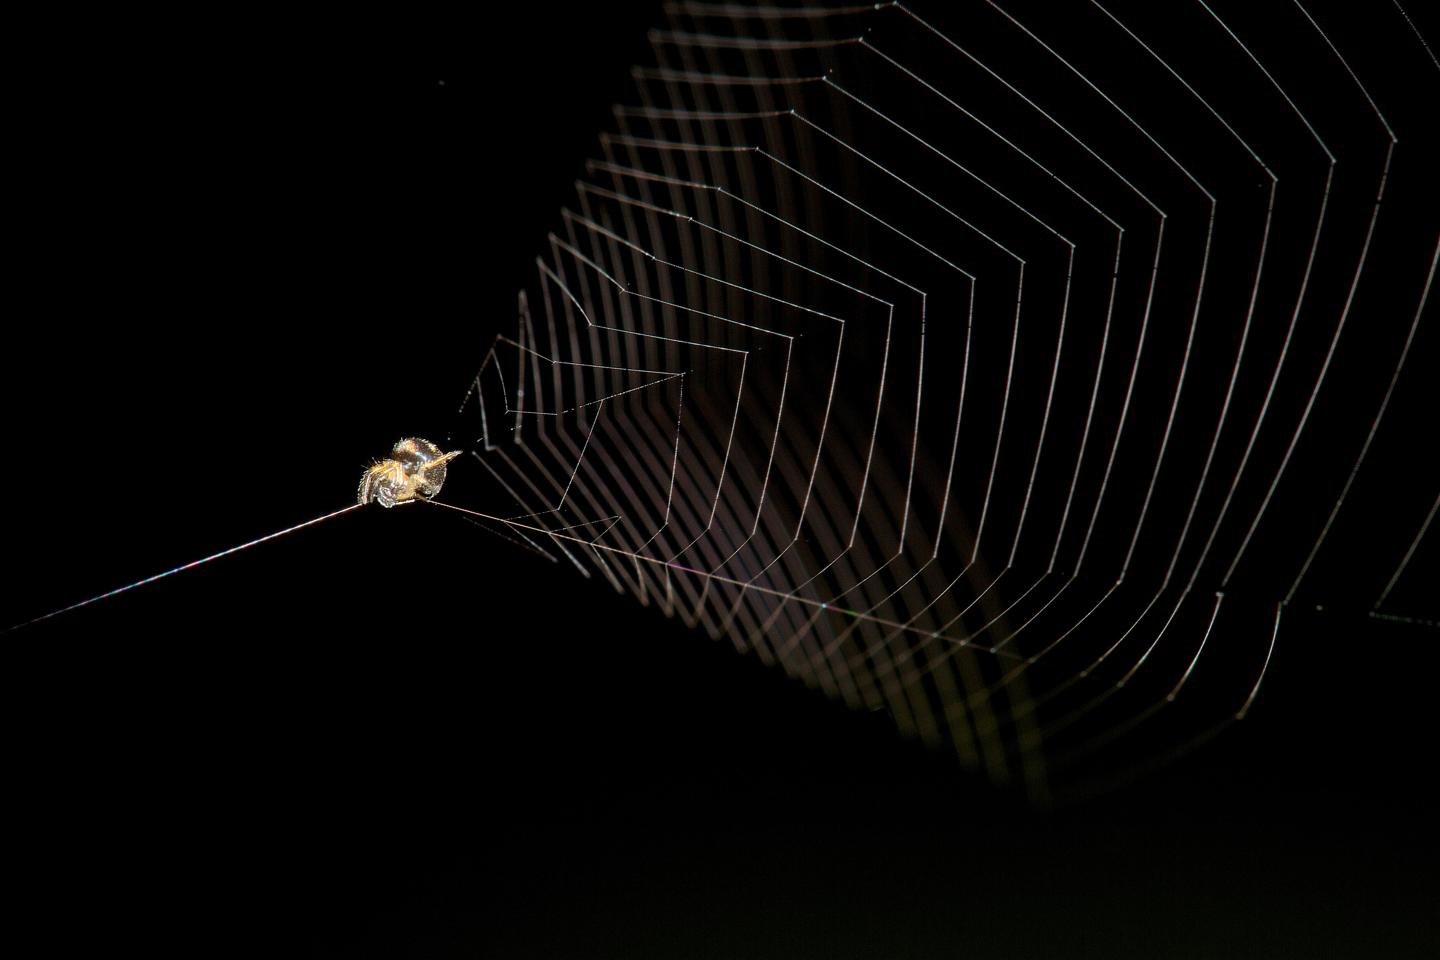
[449, 0, 1438, 798]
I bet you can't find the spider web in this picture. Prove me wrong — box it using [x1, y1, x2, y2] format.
[435, 0, 1438, 799]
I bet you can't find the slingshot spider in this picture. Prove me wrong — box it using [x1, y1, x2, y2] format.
[358, 438, 461, 508]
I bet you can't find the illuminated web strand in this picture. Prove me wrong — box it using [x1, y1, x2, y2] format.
[1375, 493, 1438, 612]
[1391, 0, 1439, 70]
[423, 498, 1020, 658]
[820, 7, 1151, 673]
[949, 0, 1222, 688]
[668, 11, 1342, 641]
[810, 2, 1184, 697]
[5, 503, 363, 634]
[1030, 0, 1288, 730]
[599, 92, 1009, 648]
[990, 0, 1412, 765]
[1289, 235, 1437, 603]
[576, 158, 934, 649]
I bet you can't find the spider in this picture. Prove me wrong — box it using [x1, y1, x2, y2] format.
[358, 438, 462, 508]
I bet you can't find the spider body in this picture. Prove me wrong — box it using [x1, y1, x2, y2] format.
[358, 438, 461, 508]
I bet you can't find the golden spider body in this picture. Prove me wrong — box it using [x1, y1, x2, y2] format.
[358, 438, 461, 508]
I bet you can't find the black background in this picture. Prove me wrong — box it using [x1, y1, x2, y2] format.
[4, 3, 1436, 957]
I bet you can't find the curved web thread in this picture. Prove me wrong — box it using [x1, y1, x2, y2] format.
[445, 0, 1438, 798]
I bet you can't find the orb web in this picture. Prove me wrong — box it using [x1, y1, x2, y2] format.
[437, 0, 1439, 798]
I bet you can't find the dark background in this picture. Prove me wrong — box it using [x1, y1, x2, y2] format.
[4, 3, 1436, 957]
